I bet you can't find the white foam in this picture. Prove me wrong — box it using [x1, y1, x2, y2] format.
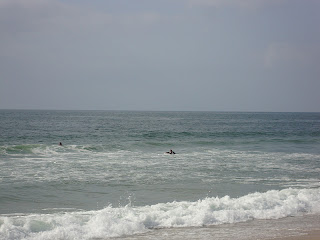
[1, 188, 319, 240]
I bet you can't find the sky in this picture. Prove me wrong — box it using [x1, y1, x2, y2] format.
[0, 0, 319, 112]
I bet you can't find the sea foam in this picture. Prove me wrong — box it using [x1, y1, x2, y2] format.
[0, 188, 319, 240]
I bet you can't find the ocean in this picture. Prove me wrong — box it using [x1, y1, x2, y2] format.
[0, 110, 319, 240]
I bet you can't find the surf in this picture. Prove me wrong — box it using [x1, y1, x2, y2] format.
[1, 188, 319, 240]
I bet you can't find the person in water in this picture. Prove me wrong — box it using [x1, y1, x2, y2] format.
[166, 149, 175, 154]
[59, 142, 62, 146]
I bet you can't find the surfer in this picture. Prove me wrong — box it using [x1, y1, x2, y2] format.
[59, 142, 62, 146]
[166, 149, 175, 154]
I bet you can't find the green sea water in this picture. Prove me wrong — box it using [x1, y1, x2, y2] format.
[0, 110, 319, 239]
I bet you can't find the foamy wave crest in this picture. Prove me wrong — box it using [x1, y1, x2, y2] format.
[1, 188, 319, 240]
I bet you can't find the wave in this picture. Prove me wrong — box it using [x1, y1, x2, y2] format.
[0, 144, 121, 156]
[0, 145, 42, 155]
[1, 188, 319, 240]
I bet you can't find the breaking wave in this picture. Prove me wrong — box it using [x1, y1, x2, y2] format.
[1, 188, 319, 240]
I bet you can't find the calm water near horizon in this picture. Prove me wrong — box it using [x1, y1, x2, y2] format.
[0, 110, 319, 239]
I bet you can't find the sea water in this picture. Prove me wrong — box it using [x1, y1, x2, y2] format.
[0, 110, 319, 240]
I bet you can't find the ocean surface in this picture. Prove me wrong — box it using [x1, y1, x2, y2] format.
[0, 110, 319, 240]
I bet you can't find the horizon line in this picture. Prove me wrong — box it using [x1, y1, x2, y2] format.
[0, 108, 319, 113]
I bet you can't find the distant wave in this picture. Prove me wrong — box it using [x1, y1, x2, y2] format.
[0, 145, 43, 154]
[1, 188, 319, 240]
[0, 144, 121, 155]
[136, 130, 320, 139]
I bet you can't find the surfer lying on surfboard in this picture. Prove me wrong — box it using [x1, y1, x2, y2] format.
[166, 149, 175, 154]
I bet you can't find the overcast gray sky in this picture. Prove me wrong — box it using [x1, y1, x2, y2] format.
[1, 0, 319, 112]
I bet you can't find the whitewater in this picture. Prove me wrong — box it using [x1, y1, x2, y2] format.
[0, 110, 319, 239]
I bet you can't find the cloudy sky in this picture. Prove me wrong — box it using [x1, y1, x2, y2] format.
[1, 0, 319, 112]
